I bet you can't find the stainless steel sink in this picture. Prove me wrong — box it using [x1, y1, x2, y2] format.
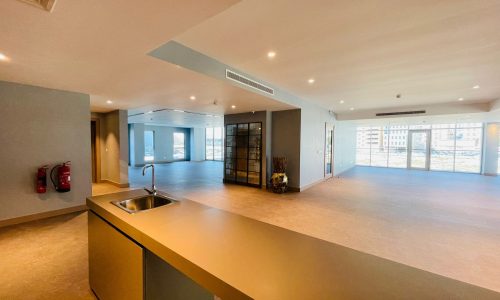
[111, 194, 175, 213]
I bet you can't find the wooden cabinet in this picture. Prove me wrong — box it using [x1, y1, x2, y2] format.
[88, 211, 144, 300]
[224, 122, 262, 187]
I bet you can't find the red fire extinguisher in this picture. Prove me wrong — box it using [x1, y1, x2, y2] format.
[36, 165, 49, 193]
[50, 161, 71, 193]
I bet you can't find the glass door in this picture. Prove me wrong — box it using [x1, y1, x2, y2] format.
[324, 123, 334, 177]
[408, 130, 431, 170]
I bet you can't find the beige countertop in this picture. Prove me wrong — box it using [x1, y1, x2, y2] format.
[87, 189, 500, 300]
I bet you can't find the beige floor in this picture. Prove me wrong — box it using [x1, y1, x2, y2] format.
[1, 164, 500, 299]
[0, 212, 94, 300]
[182, 167, 500, 293]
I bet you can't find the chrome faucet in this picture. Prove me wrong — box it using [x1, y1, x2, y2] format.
[142, 164, 157, 195]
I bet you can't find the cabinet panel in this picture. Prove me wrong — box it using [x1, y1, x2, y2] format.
[145, 250, 212, 300]
[88, 211, 144, 300]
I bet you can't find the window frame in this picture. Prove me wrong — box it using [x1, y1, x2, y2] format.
[355, 123, 484, 174]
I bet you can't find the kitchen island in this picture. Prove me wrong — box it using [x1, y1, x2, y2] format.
[87, 189, 499, 299]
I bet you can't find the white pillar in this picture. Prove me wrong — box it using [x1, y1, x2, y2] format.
[483, 123, 499, 176]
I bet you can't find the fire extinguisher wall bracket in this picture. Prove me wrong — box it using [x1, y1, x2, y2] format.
[50, 161, 71, 193]
[36, 165, 49, 194]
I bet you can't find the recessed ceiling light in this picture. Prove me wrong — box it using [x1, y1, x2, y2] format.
[231, 105, 236, 109]
[106, 100, 113, 104]
[308, 78, 315, 84]
[340, 100, 345, 104]
[267, 51, 276, 59]
[189, 95, 196, 100]
[458, 97, 464, 101]
[349, 107, 355, 111]
[0, 53, 9, 62]
[473, 85, 480, 89]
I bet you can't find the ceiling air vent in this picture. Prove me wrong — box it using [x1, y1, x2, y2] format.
[18, 0, 57, 12]
[376, 110, 426, 117]
[226, 69, 274, 95]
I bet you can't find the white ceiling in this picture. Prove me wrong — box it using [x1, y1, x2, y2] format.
[0, 0, 292, 116]
[128, 109, 224, 129]
[176, 0, 500, 113]
[2, 0, 500, 120]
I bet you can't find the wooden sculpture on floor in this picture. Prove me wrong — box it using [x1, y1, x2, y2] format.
[271, 157, 288, 193]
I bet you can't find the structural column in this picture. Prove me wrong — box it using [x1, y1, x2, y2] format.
[483, 123, 499, 176]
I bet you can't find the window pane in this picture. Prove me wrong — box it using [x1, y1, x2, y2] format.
[173, 132, 185, 160]
[455, 150, 481, 173]
[356, 123, 483, 173]
[356, 148, 370, 165]
[388, 148, 407, 168]
[206, 128, 214, 160]
[430, 129, 455, 171]
[356, 129, 372, 149]
[214, 127, 223, 161]
[144, 131, 154, 161]
[371, 148, 388, 167]
[456, 128, 482, 151]
[430, 150, 455, 171]
[369, 128, 388, 167]
[409, 124, 431, 130]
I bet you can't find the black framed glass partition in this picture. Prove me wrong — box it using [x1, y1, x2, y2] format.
[224, 122, 262, 187]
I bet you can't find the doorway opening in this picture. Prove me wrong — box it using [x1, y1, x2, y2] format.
[90, 119, 101, 183]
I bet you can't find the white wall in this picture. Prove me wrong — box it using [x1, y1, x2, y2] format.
[190, 128, 206, 161]
[299, 105, 336, 189]
[483, 123, 499, 175]
[129, 124, 200, 166]
[130, 123, 145, 167]
[333, 122, 357, 176]
[0, 81, 91, 221]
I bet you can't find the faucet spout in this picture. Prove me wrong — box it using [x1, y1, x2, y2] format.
[142, 164, 156, 195]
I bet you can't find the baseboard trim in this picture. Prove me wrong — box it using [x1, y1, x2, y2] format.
[100, 180, 130, 188]
[333, 166, 355, 177]
[299, 177, 329, 192]
[483, 173, 498, 177]
[0, 205, 88, 228]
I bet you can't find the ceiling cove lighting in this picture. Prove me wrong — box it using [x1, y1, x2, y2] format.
[106, 100, 113, 104]
[0, 53, 9, 61]
[128, 109, 222, 118]
[473, 85, 480, 89]
[267, 51, 276, 59]
[308, 78, 315, 84]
